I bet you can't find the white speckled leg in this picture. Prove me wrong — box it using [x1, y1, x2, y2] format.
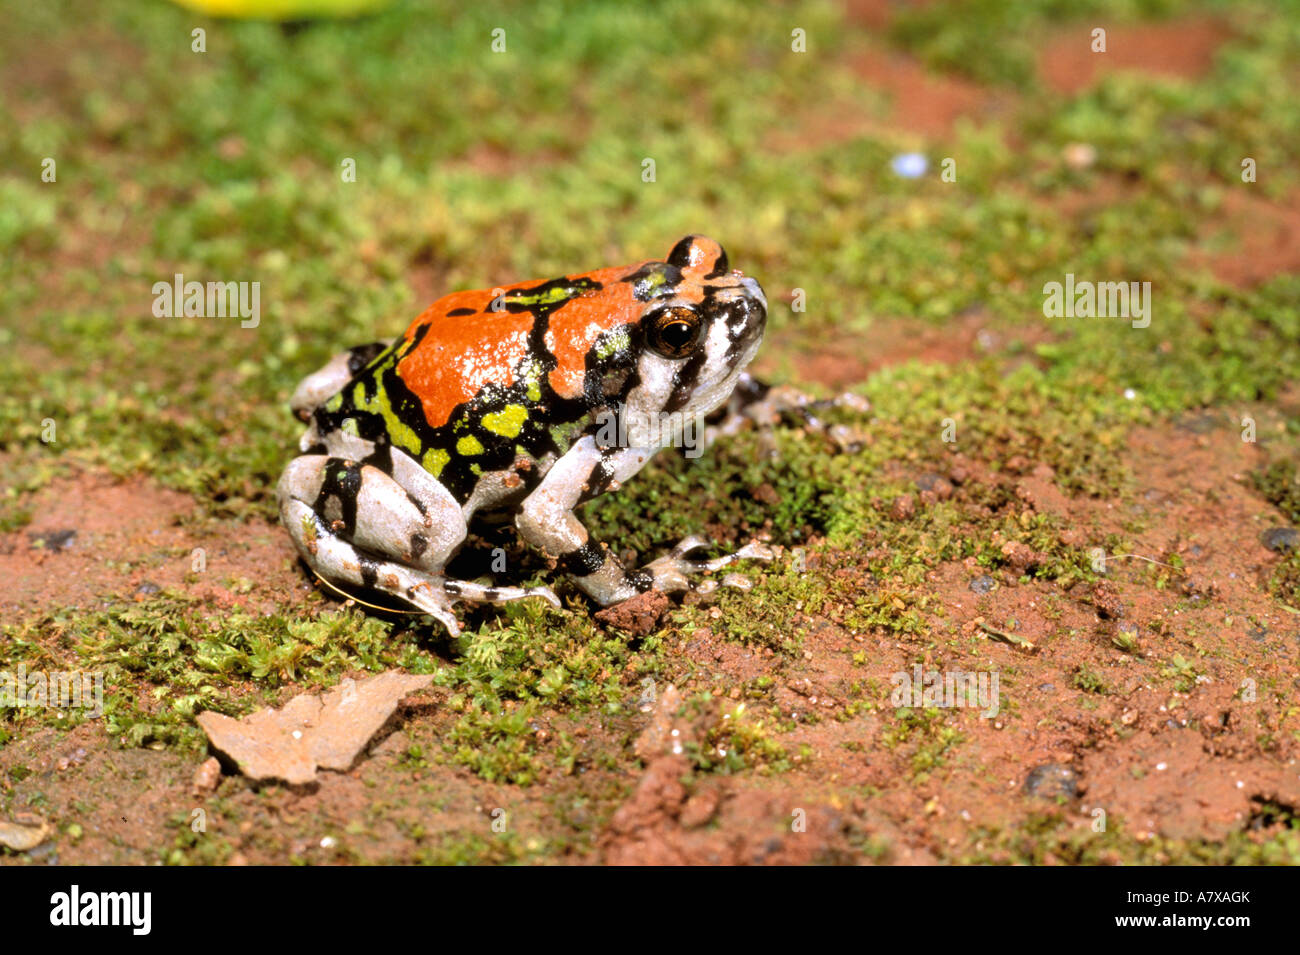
[277, 451, 558, 635]
[642, 535, 775, 594]
[515, 436, 772, 606]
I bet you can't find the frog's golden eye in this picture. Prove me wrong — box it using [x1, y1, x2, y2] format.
[647, 306, 702, 359]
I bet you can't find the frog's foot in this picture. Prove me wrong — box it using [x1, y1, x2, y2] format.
[640, 535, 775, 595]
[705, 373, 871, 454]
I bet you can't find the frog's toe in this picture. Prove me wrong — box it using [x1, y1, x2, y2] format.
[668, 535, 710, 559]
[678, 538, 774, 573]
[443, 578, 561, 609]
[692, 572, 757, 596]
[530, 585, 563, 609]
[643, 537, 774, 593]
[402, 584, 465, 636]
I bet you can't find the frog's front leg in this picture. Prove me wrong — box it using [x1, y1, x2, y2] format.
[277, 450, 557, 634]
[515, 435, 771, 606]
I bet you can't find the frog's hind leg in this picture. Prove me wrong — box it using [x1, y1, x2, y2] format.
[277, 453, 557, 635]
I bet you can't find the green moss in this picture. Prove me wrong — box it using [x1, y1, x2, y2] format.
[1254, 458, 1300, 525]
[1, 593, 432, 752]
[1267, 551, 1300, 608]
[881, 707, 965, 782]
[956, 809, 1300, 865]
[691, 700, 794, 775]
[1071, 664, 1110, 694]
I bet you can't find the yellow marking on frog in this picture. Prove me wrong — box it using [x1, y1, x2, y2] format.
[520, 359, 544, 402]
[422, 447, 449, 476]
[325, 392, 344, 412]
[481, 404, 528, 438]
[507, 284, 586, 308]
[351, 376, 422, 457]
[341, 417, 360, 436]
[595, 328, 630, 361]
[643, 268, 668, 291]
[457, 434, 484, 456]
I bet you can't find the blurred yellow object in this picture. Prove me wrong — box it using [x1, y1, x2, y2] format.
[167, 0, 394, 19]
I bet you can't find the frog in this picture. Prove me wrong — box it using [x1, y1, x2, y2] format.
[277, 235, 859, 634]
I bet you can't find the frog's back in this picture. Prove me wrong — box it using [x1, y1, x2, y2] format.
[314, 262, 651, 500]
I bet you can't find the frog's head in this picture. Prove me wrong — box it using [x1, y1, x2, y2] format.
[627, 235, 767, 424]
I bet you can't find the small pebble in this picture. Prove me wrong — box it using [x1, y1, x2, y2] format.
[889, 494, 916, 521]
[969, 575, 996, 595]
[1261, 527, 1299, 553]
[28, 529, 76, 552]
[1062, 142, 1097, 170]
[890, 152, 928, 178]
[1024, 763, 1079, 800]
[916, 472, 954, 500]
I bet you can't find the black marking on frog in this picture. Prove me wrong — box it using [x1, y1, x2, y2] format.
[313, 458, 363, 535]
[358, 552, 380, 589]
[621, 262, 684, 302]
[346, 342, 391, 377]
[628, 567, 654, 592]
[409, 533, 428, 561]
[561, 541, 607, 577]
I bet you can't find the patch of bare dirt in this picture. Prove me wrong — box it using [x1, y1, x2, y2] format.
[1040, 17, 1228, 95]
[774, 3, 1012, 152]
[842, 0, 927, 31]
[1192, 188, 1300, 287]
[0, 471, 301, 617]
[847, 49, 1001, 138]
[773, 46, 1006, 151]
[0, 721, 193, 865]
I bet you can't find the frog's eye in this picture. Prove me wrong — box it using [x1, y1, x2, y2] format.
[647, 306, 702, 359]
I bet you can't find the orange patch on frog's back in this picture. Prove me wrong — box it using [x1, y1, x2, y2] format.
[544, 268, 650, 400]
[395, 263, 651, 428]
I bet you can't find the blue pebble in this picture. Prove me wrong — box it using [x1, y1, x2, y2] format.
[891, 152, 928, 178]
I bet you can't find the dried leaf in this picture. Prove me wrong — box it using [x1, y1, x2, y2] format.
[196, 671, 432, 784]
[0, 818, 51, 852]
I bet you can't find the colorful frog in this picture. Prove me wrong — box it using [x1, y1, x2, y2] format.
[277, 235, 850, 634]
